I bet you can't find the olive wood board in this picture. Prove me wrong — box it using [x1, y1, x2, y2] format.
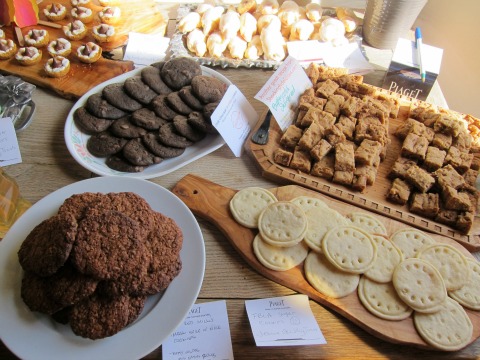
[247, 107, 480, 252]
[172, 173, 480, 351]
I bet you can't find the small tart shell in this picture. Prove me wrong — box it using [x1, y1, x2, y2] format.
[43, 4, 67, 21]
[45, 56, 70, 78]
[63, 21, 88, 41]
[76, 42, 102, 63]
[92, 25, 115, 43]
[24, 30, 49, 48]
[71, 6, 94, 23]
[15, 47, 43, 66]
[47, 38, 72, 57]
[0, 40, 17, 60]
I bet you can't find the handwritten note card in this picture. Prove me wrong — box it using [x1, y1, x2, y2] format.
[245, 294, 326, 347]
[0, 117, 22, 166]
[123, 32, 170, 66]
[211, 85, 258, 157]
[162, 300, 234, 360]
[255, 56, 311, 131]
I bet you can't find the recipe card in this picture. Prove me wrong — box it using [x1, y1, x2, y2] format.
[245, 294, 326, 347]
[123, 32, 170, 66]
[162, 300, 234, 360]
[0, 117, 22, 166]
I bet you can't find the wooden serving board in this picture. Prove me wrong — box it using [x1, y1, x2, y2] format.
[172, 174, 480, 351]
[247, 107, 480, 252]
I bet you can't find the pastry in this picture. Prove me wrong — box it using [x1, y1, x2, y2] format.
[239, 12, 257, 42]
[305, 3, 323, 22]
[236, 0, 256, 14]
[278, 0, 301, 27]
[0, 39, 17, 60]
[219, 10, 241, 40]
[63, 20, 88, 41]
[260, 24, 286, 61]
[76, 41, 102, 63]
[289, 19, 314, 41]
[24, 29, 49, 48]
[257, 0, 279, 15]
[228, 35, 247, 59]
[178, 11, 201, 33]
[201, 6, 225, 35]
[47, 38, 71, 57]
[206, 32, 228, 58]
[186, 28, 207, 57]
[98, 6, 121, 25]
[98, 0, 119, 6]
[15, 47, 42, 66]
[244, 34, 263, 60]
[71, 6, 94, 23]
[43, 3, 67, 21]
[257, 14, 281, 34]
[44, 56, 70, 78]
[92, 24, 115, 43]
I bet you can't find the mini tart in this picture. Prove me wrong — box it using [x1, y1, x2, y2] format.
[44, 56, 70, 78]
[47, 38, 71, 57]
[98, 0, 119, 5]
[98, 6, 121, 24]
[15, 47, 42, 66]
[92, 24, 115, 43]
[24, 29, 49, 48]
[63, 20, 88, 40]
[71, 6, 94, 23]
[0, 39, 17, 60]
[43, 3, 67, 21]
[71, 0, 90, 6]
[76, 42, 102, 63]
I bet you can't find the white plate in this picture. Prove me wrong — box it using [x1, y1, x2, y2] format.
[0, 177, 205, 360]
[64, 66, 230, 179]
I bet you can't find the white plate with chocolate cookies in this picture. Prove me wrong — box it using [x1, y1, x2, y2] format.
[64, 58, 230, 179]
[0, 176, 205, 360]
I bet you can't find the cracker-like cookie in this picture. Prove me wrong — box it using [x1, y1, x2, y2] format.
[103, 83, 142, 112]
[87, 131, 128, 157]
[364, 235, 404, 283]
[229, 187, 277, 228]
[449, 258, 480, 310]
[358, 277, 413, 321]
[253, 234, 308, 271]
[86, 93, 127, 120]
[390, 228, 435, 259]
[73, 106, 114, 134]
[142, 132, 186, 158]
[392, 258, 447, 313]
[347, 212, 388, 236]
[304, 251, 360, 298]
[122, 138, 162, 166]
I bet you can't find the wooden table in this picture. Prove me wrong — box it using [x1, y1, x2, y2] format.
[1, 22, 479, 360]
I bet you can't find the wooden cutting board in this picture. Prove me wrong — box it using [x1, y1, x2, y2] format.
[172, 174, 480, 351]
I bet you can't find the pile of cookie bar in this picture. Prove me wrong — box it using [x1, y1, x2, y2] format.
[74, 57, 226, 173]
[229, 187, 479, 351]
[18, 191, 183, 340]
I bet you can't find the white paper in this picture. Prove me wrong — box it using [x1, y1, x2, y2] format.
[286, 40, 328, 64]
[255, 56, 311, 131]
[0, 117, 22, 166]
[211, 85, 258, 157]
[392, 38, 443, 74]
[162, 300, 234, 360]
[323, 42, 374, 74]
[123, 32, 170, 66]
[245, 294, 326, 347]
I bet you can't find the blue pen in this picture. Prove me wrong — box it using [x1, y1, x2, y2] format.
[415, 27, 426, 83]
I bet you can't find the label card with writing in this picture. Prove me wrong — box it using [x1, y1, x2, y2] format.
[211, 85, 259, 157]
[162, 300, 234, 360]
[0, 117, 22, 166]
[255, 56, 311, 131]
[123, 32, 170, 66]
[245, 294, 326, 347]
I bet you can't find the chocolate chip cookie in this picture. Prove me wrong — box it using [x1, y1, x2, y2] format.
[123, 76, 158, 105]
[86, 93, 127, 120]
[142, 133, 186, 158]
[87, 131, 128, 157]
[123, 138, 162, 166]
[74, 106, 114, 134]
[159, 123, 193, 148]
[141, 66, 172, 95]
[173, 115, 206, 142]
[110, 116, 148, 138]
[131, 108, 167, 130]
[178, 85, 204, 111]
[191, 75, 227, 103]
[160, 57, 202, 90]
[103, 83, 143, 112]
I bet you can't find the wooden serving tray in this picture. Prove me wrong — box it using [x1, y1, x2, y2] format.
[172, 174, 480, 351]
[247, 107, 480, 252]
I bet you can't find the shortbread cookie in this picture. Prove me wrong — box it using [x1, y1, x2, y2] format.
[253, 234, 308, 271]
[390, 228, 435, 259]
[414, 297, 473, 351]
[416, 244, 470, 291]
[304, 252, 360, 298]
[347, 212, 388, 236]
[358, 277, 413, 321]
[392, 258, 447, 313]
[229, 187, 277, 228]
[322, 226, 377, 274]
[449, 259, 480, 310]
[364, 235, 403, 283]
[258, 201, 307, 247]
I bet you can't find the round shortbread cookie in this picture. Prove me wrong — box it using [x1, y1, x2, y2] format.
[390, 228, 435, 259]
[392, 258, 447, 313]
[347, 212, 388, 236]
[258, 201, 308, 247]
[358, 277, 413, 321]
[253, 234, 309, 271]
[414, 297, 473, 351]
[291, 196, 348, 253]
[229, 187, 277, 228]
[322, 226, 377, 274]
[304, 252, 360, 298]
[364, 235, 404, 283]
[416, 244, 470, 292]
[449, 259, 480, 310]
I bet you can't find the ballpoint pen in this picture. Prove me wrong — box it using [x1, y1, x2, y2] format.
[415, 27, 426, 82]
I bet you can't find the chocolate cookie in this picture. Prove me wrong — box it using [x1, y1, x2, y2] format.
[86, 93, 127, 120]
[21, 272, 65, 315]
[142, 133, 186, 158]
[18, 212, 78, 277]
[191, 75, 227, 103]
[106, 154, 145, 173]
[131, 108, 167, 130]
[203, 101, 220, 119]
[160, 57, 202, 90]
[187, 111, 218, 134]
[159, 123, 193, 148]
[141, 66, 172, 95]
[73, 106, 114, 134]
[87, 131, 128, 157]
[173, 115, 206, 142]
[150, 61, 165, 70]
[123, 138, 162, 166]
[110, 116, 148, 139]
[102, 83, 143, 112]
[123, 76, 157, 105]
[150, 94, 180, 121]
[166, 91, 193, 115]
[178, 85, 204, 111]
[58, 193, 105, 222]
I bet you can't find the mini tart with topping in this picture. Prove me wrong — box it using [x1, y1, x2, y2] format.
[15, 47, 42, 66]
[99, 0, 119, 6]
[0, 39, 17, 60]
[71, 0, 91, 6]
[63, 20, 88, 41]
[92, 24, 115, 43]
[24, 29, 49, 48]
[44, 56, 70, 78]
[98, 6, 121, 24]
[76, 42, 102, 63]
[43, 3, 67, 21]
[71, 6, 94, 23]
[47, 38, 71, 57]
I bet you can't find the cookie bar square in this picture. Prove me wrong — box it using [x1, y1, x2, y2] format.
[354, 164, 378, 186]
[280, 125, 303, 150]
[336, 115, 357, 140]
[389, 157, 417, 179]
[310, 139, 333, 161]
[315, 79, 339, 98]
[431, 132, 453, 151]
[324, 94, 345, 117]
[401, 132, 429, 161]
[405, 165, 435, 192]
[442, 186, 472, 211]
[335, 142, 355, 172]
[424, 146, 447, 171]
[435, 164, 465, 190]
[341, 96, 359, 117]
[273, 148, 293, 167]
[434, 114, 465, 137]
[311, 155, 334, 180]
[452, 129, 472, 151]
[326, 124, 347, 146]
[298, 121, 325, 151]
[290, 146, 312, 173]
[444, 146, 473, 174]
[333, 170, 354, 186]
[409, 192, 440, 218]
[457, 211, 474, 233]
[435, 209, 459, 227]
[354, 139, 382, 166]
[463, 168, 478, 186]
[387, 178, 411, 205]
[355, 120, 389, 146]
